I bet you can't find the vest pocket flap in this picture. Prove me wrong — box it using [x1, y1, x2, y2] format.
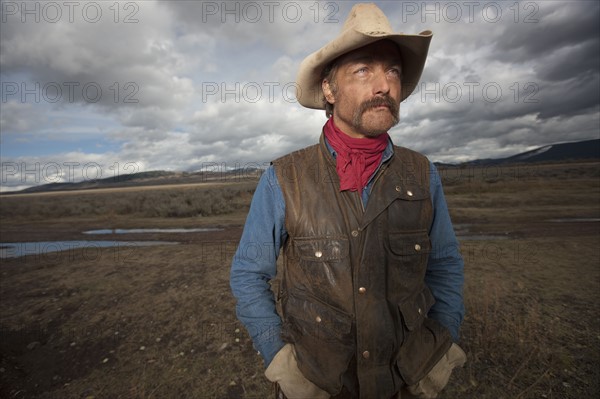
[285, 293, 353, 339]
[395, 184, 429, 201]
[398, 287, 436, 331]
[292, 237, 349, 262]
[389, 232, 431, 256]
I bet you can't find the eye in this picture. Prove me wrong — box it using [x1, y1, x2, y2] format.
[388, 67, 402, 77]
[355, 66, 369, 75]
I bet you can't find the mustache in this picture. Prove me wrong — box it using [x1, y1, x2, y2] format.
[358, 96, 399, 116]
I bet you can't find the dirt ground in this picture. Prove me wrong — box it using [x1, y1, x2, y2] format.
[0, 161, 599, 398]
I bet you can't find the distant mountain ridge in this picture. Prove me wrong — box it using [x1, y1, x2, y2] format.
[11, 168, 262, 194]
[446, 138, 599, 167]
[4, 139, 599, 194]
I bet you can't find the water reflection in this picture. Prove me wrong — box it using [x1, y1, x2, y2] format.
[0, 241, 178, 259]
[458, 235, 510, 241]
[83, 228, 223, 234]
[546, 218, 600, 223]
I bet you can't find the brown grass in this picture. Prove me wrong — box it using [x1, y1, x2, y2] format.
[1, 162, 599, 398]
[0, 181, 256, 220]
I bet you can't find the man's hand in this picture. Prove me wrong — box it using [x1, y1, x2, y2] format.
[404, 343, 467, 398]
[265, 344, 330, 399]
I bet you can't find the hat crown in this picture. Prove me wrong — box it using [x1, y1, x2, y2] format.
[342, 3, 394, 36]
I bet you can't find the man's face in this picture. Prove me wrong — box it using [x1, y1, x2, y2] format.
[322, 40, 402, 138]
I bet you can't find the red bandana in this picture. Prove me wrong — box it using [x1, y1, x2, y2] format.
[323, 118, 390, 192]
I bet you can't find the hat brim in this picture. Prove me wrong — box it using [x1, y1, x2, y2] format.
[296, 30, 433, 109]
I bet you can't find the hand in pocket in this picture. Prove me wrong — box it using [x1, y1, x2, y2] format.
[265, 344, 330, 399]
[405, 343, 467, 398]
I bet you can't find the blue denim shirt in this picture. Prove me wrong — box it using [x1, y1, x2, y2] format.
[230, 139, 465, 367]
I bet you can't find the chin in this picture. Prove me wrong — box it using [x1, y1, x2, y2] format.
[362, 130, 388, 138]
[359, 125, 390, 137]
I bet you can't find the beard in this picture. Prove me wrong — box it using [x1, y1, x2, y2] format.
[352, 95, 400, 137]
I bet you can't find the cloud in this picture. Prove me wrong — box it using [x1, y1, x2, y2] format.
[495, 1, 599, 62]
[0, 1, 195, 129]
[0, 101, 44, 133]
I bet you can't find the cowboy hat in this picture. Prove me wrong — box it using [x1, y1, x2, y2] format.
[295, 3, 433, 109]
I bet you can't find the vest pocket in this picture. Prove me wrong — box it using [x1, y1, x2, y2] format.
[387, 232, 432, 294]
[389, 231, 431, 257]
[398, 286, 436, 332]
[282, 292, 355, 395]
[395, 287, 452, 385]
[284, 292, 353, 343]
[287, 237, 351, 294]
[292, 237, 349, 262]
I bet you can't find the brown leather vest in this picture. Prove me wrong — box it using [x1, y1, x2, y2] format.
[273, 135, 451, 398]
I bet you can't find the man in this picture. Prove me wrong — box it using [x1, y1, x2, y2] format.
[230, 3, 466, 398]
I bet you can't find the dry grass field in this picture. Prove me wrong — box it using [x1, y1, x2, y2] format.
[0, 161, 598, 399]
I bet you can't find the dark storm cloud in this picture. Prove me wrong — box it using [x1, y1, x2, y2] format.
[534, 39, 600, 82]
[0, 1, 195, 131]
[495, 1, 599, 62]
[410, 0, 599, 150]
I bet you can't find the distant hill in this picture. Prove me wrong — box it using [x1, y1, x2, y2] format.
[10, 168, 262, 194]
[447, 139, 599, 167]
[18, 171, 179, 193]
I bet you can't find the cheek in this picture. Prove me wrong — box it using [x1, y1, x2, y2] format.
[341, 87, 365, 105]
[391, 82, 402, 99]
[340, 97, 361, 118]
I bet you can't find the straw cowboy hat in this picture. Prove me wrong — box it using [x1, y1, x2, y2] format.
[296, 3, 433, 109]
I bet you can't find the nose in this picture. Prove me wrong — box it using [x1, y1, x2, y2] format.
[372, 67, 390, 96]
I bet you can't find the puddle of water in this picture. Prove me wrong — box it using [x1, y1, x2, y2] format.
[83, 228, 223, 234]
[453, 224, 510, 241]
[0, 241, 178, 259]
[458, 235, 510, 241]
[546, 218, 600, 223]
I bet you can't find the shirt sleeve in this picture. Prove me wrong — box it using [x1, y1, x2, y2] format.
[425, 161, 465, 341]
[230, 166, 287, 367]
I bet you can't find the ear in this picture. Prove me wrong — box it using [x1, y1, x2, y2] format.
[322, 80, 335, 104]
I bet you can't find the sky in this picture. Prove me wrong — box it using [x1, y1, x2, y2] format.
[1, 0, 599, 191]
